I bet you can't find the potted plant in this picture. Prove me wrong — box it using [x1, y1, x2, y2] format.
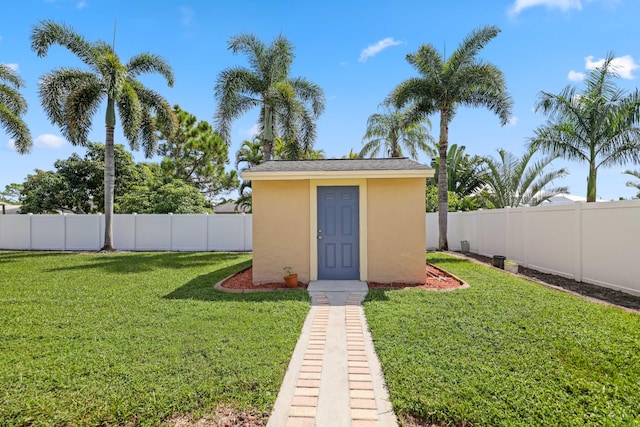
[283, 266, 298, 288]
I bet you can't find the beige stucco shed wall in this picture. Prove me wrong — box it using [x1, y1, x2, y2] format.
[252, 180, 310, 284]
[366, 178, 426, 283]
[251, 176, 427, 285]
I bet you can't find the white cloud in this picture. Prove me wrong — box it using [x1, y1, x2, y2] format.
[508, 0, 582, 16]
[76, 0, 87, 9]
[35, 134, 66, 149]
[359, 37, 402, 63]
[568, 70, 586, 81]
[239, 123, 260, 138]
[180, 6, 194, 26]
[7, 139, 16, 151]
[584, 55, 639, 79]
[3, 63, 19, 72]
[507, 116, 519, 126]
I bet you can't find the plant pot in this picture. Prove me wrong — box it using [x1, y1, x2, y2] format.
[504, 261, 519, 274]
[284, 274, 298, 288]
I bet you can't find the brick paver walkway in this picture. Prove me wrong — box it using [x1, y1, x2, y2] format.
[271, 289, 396, 427]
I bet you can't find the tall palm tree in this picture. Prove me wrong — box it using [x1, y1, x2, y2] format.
[214, 33, 325, 161]
[482, 147, 569, 208]
[31, 20, 176, 251]
[530, 53, 640, 202]
[0, 64, 32, 153]
[431, 144, 486, 198]
[623, 169, 640, 198]
[360, 101, 434, 160]
[391, 25, 512, 250]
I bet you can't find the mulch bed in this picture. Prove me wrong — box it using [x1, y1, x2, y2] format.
[218, 264, 464, 291]
[460, 252, 640, 311]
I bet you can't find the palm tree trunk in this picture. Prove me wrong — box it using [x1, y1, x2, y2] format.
[263, 104, 274, 161]
[101, 98, 116, 251]
[438, 109, 449, 251]
[587, 161, 597, 202]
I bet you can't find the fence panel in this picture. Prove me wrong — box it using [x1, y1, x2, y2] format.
[172, 215, 208, 251]
[134, 215, 172, 251]
[65, 215, 102, 251]
[581, 201, 640, 295]
[31, 215, 65, 250]
[0, 215, 31, 249]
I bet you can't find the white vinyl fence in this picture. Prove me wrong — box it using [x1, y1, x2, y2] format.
[2, 201, 639, 296]
[427, 199, 640, 296]
[0, 213, 252, 252]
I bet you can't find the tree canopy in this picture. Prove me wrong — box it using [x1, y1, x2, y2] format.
[0, 63, 32, 153]
[530, 53, 640, 202]
[391, 25, 512, 250]
[214, 33, 325, 161]
[31, 20, 176, 250]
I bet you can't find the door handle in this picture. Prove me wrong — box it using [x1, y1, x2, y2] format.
[317, 235, 323, 240]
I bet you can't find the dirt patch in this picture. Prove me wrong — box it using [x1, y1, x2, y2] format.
[459, 252, 640, 312]
[218, 265, 464, 291]
[165, 405, 268, 427]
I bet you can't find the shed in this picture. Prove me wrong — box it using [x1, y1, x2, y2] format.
[241, 158, 434, 285]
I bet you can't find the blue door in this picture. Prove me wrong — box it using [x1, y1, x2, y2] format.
[317, 186, 359, 280]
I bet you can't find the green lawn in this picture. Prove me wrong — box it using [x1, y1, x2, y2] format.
[364, 253, 640, 427]
[0, 252, 310, 426]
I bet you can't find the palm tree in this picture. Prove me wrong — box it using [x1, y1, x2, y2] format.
[431, 144, 486, 198]
[31, 20, 176, 251]
[0, 64, 32, 153]
[530, 53, 640, 202]
[234, 137, 265, 212]
[391, 25, 512, 250]
[360, 101, 434, 160]
[482, 147, 569, 208]
[214, 33, 325, 161]
[623, 169, 640, 198]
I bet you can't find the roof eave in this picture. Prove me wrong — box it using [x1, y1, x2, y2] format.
[241, 169, 434, 181]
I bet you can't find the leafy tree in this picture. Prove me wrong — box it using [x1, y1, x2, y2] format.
[215, 33, 325, 161]
[234, 137, 265, 213]
[623, 169, 640, 198]
[272, 136, 325, 160]
[425, 185, 488, 212]
[31, 20, 176, 251]
[20, 170, 67, 213]
[0, 183, 23, 204]
[19, 143, 139, 214]
[157, 105, 238, 201]
[360, 101, 434, 160]
[530, 53, 640, 202]
[482, 147, 569, 208]
[430, 144, 486, 198]
[117, 180, 210, 214]
[0, 63, 32, 153]
[391, 25, 512, 250]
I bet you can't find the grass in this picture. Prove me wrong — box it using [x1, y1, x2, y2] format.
[0, 251, 310, 426]
[364, 252, 640, 427]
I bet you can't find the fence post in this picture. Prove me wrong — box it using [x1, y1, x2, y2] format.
[505, 207, 511, 259]
[169, 213, 174, 251]
[574, 202, 583, 282]
[523, 206, 529, 268]
[29, 213, 33, 250]
[205, 213, 210, 251]
[63, 213, 67, 251]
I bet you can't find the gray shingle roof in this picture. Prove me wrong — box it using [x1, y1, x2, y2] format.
[244, 158, 431, 173]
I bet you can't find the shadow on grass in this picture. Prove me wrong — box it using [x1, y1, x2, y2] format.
[42, 252, 246, 274]
[164, 260, 310, 303]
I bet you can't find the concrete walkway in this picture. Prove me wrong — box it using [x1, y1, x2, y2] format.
[267, 281, 398, 427]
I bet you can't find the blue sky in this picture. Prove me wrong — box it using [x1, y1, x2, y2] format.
[1, 0, 639, 200]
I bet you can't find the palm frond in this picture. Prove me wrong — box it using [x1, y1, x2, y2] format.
[30, 20, 97, 66]
[126, 53, 174, 86]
